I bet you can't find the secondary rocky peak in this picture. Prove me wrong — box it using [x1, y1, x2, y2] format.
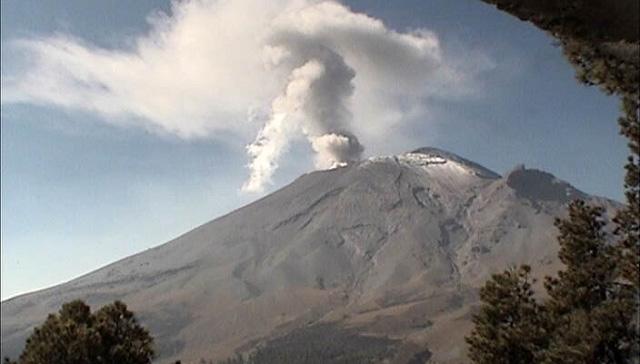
[505, 165, 585, 202]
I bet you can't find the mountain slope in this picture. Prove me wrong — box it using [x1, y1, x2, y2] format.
[0, 148, 618, 363]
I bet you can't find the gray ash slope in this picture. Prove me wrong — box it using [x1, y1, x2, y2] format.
[1, 148, 618, 363]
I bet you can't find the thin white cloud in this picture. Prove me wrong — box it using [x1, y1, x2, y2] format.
[2, 0, 492, 192]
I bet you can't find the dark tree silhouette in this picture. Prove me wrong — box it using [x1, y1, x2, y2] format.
[543, 201, 633, 363]
[4, 300, 154, 364]
[466, 266, 548, 364]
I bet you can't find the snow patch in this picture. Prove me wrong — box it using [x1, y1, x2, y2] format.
[327, 161, 349, 170]
[360, 155, 393, 167]
[398, 153, 473, 176]
[359, 149, 500, 183]
[361, 153, 470, 173]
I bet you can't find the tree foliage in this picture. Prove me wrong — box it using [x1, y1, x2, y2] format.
[466, 266, 549, 364]
[543, 202, 634, 363]
[4, 300, 154, 364]
[545, 202, 616, 315]
[615, 95, 640, 291]
[468, 1, 639, 363]
[467, 201, 636, 363]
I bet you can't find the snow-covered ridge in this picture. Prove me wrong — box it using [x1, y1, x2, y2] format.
[399, 153, 447, 165]
[397, 152, 471, 176]
[361, 147, 500, 180]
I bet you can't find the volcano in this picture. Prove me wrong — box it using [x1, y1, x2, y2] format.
[0, 147, 618, 363]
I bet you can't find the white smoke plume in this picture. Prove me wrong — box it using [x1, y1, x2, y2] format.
[311, 133, 363, 169]
[2, 0, 491, 193]
[243, 41, 364, 191]
[243, 61, 324, 192]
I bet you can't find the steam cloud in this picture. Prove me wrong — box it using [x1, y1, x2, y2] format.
[2, 0, 491, 193]
[243, 42, 363, 191]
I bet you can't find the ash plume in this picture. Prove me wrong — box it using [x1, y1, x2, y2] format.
[3, 0, 488, 193]
[243, 46, 363, 192]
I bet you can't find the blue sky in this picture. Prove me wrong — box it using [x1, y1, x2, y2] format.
[0, 0, 627, 300]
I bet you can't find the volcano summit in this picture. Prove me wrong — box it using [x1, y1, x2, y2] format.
[0, 148, 618, 363]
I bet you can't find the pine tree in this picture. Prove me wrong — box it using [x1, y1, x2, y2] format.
[465, 265, 548, 364]
[7, 300, 154, 364]
[91, 301, 155, 364]
[470, 2, 639, 363]
[467, 201, 635, 363]
[18, 300, 98, 364]
[543, 200, 633, 363]
[613, 93, 640, 364]
[545, 201, 614, 314]
[615, 95, 640, 291]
